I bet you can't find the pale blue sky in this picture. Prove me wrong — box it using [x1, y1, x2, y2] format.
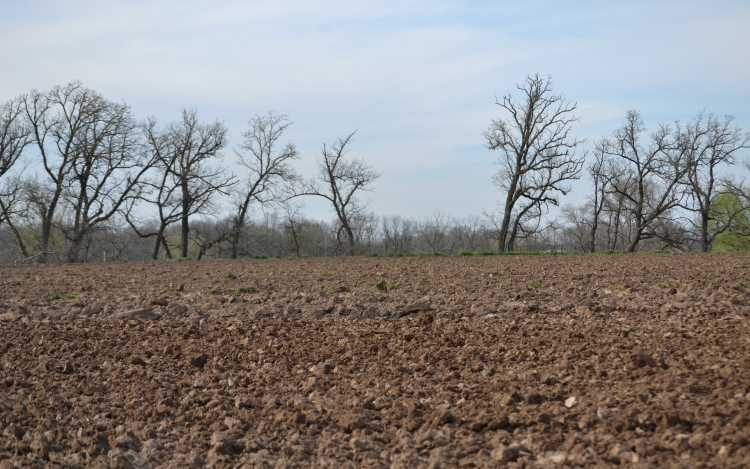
[2, 0, 749, 220]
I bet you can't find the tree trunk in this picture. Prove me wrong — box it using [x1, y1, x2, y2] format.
[507, 221, 520, 252]
[40, 219, 52, 264]
[230, 229, 240, 259]
[700, 211, 710, 252]
[497, 207, 513, 252]
[6, 219, 29, 260]
[67, 232, 85, 263]
[589, 216, 598, 253]
[626, 230, 641, 253]
[152, 225, 167, 260]
[162, 236, 173, 259]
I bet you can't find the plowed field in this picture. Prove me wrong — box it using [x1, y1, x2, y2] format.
[1, 253, 749, 468]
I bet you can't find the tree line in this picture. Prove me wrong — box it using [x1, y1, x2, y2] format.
[1, 77, 749, 263]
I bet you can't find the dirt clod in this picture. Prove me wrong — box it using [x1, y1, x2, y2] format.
[631, 348, 658, 368]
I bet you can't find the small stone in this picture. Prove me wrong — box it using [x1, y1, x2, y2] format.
[436, 409, 456, 426]
[7, 423, 26, 439]
[108, 448, 152, 469]
[210, 432, 227, 446]
[157, 398, 175, 408]
[565, 396, 578, 408]
[253, 307, 277, 319]
[37, 360, 49, 373]
[130, 356, 147, 366]
[170, 304, 188, 315]
[113, 308, 161, 321]
[192, 378, 208, 388]
[235, 395, 253, 409]
[151, 297, 168, 306]
[115, 432, 138, 449]
[95, 432, 110, 452]
[26, 430, 50, 458]
[49, 394, 66, 406]
[631, 349, 657, 368]
[141, 438, 160, 456]
[526, 393, 544, 405]
[395, 296, 432, 318]
[224, 417, 242, 429]
[190, 353, 208, 369]
[61, 361, 75, 374]
[500, 395, 517, 406]
[362, 306, 381, 319]
[597, 407, 608, 419]
[491, 445, 520, 462]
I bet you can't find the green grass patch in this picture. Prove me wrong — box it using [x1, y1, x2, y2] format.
[236, 285, 258, 294]
[47, 291, 80, 300]
[224, 272, 235, 279]
[253, 255, 268, 259]
[528, 282, 541, 290]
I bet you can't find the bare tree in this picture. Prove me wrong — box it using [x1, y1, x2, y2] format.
[381, 214, 414, 254]
[450, 215, 485, 253]
[229, 112, 300, 258]
[561, 203, 590, 252]
[293, 131, 380, 255]
[483, 74, 585, 251]
[281, 200, 308, 257]
[0, 96, 32, 259]
[598, 111, 692, 252]
[21, 84, 74, 262]
[586, 151, 610, 252]
[416, 210, 453, 253]
[59, 94, 153, 262]
[678, 112, 750, 251]
[130, 109, 235, 259]
[0, 95, 30, 180]
[19, 82, 153, 262]
[190, 217, 233, 260]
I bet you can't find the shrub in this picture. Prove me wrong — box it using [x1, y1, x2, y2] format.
[236, 285, 258, 294]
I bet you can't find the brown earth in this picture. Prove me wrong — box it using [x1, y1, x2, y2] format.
[1, 253, 749, 468]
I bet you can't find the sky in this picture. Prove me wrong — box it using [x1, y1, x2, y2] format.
[2, 0, 750, 222]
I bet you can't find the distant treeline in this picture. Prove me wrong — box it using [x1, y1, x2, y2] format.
[1, 77, 749, 264]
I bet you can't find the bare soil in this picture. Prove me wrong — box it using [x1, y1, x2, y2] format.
[1, 253, 749, 468]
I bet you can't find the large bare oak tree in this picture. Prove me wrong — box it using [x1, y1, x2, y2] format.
[678, 113, 750, 251]
[293, 131, 380, 255]
[22, 82, 153, 262]
[128, 109, 235, 259]
[229, 111, 300, 258]
[484, 74, 585, 252]
[597, 111, 692, 252]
